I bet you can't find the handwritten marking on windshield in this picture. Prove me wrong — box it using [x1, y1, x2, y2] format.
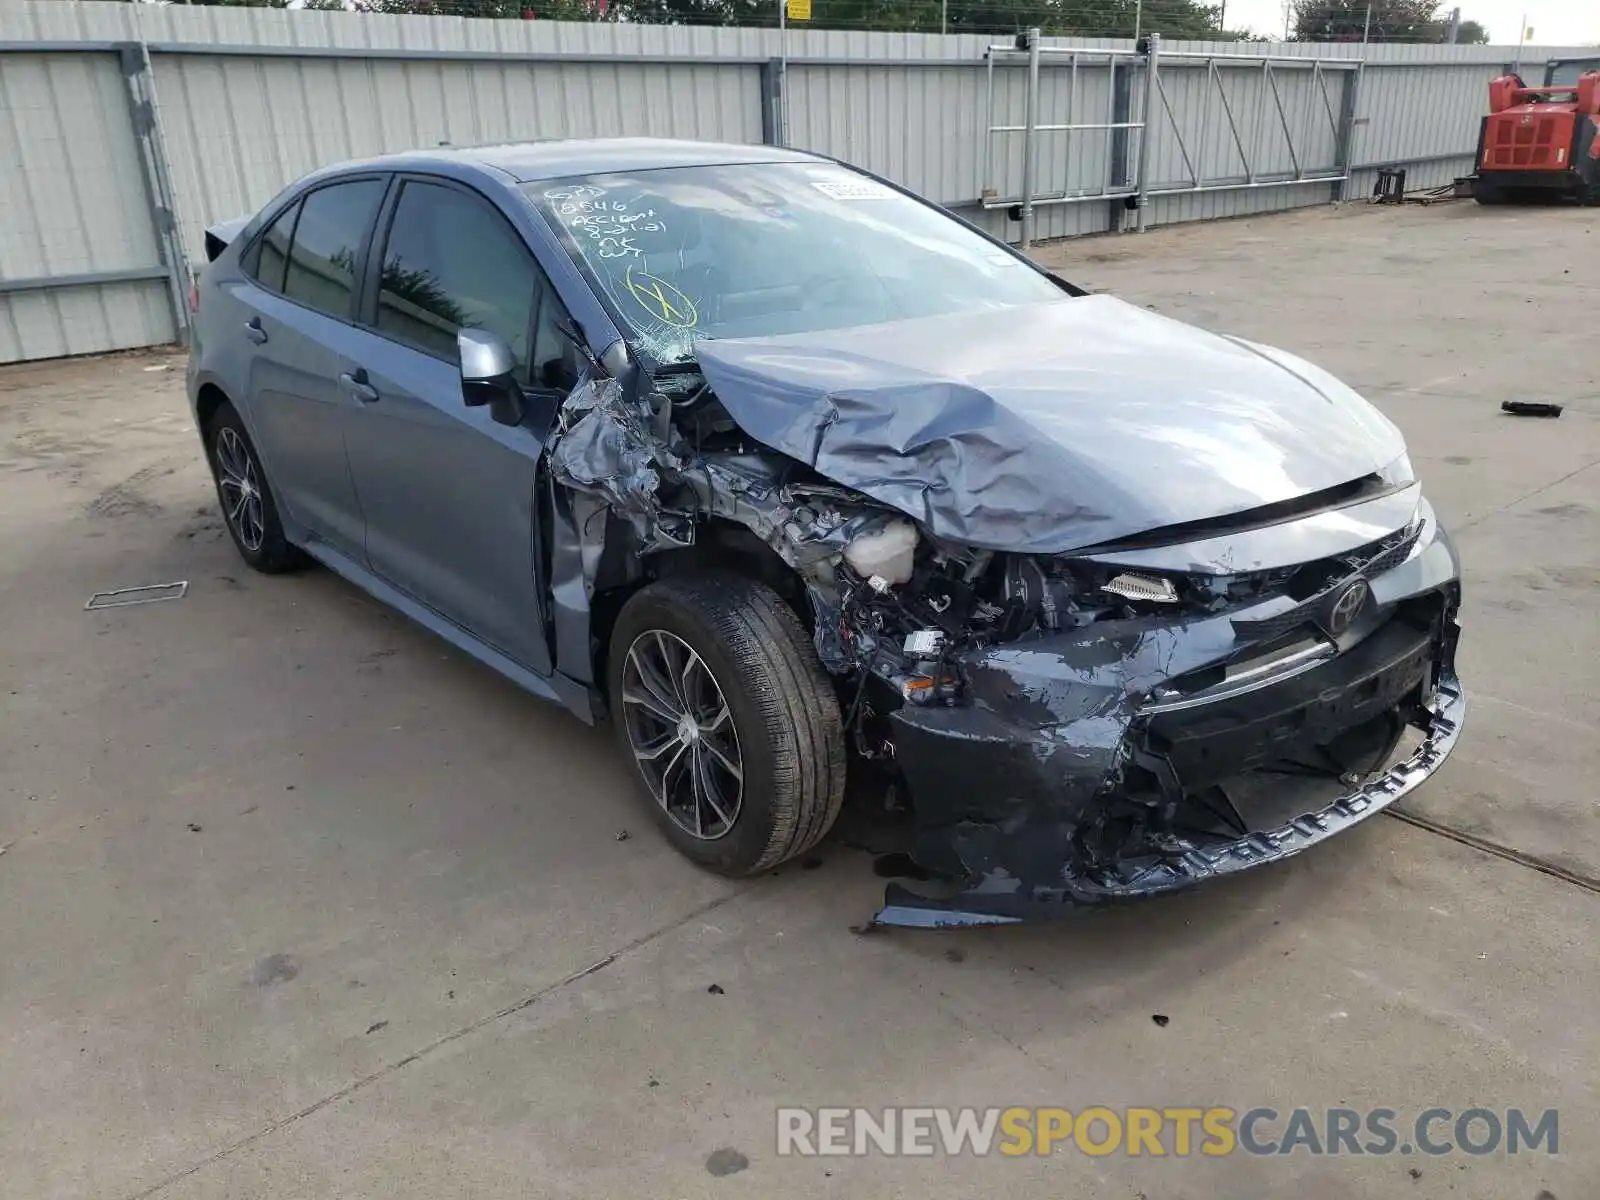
[543, 185, 605, 201]
[624, 267, 698, 328]
[547, 185, 666, 261]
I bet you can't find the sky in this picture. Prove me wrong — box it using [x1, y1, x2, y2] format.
[1222, 0, 1600, 44]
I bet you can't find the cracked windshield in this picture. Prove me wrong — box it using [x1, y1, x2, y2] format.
[527, 162, 1066, 365]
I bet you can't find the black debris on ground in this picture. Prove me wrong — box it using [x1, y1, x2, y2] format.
[705, 1148, 749, 1177]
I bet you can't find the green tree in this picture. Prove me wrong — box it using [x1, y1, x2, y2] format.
[618, 0, 1242, 37]
[1291, 0, 1487, 43]
[1454, 18, 1488, 43]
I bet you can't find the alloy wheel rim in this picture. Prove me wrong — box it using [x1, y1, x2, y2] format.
[215, 426, 265, 553]
[620, 629, 743, 840]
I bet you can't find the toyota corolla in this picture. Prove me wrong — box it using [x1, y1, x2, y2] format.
[188, 138, 1465, 926]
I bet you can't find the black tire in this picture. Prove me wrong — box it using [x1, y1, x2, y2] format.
[1580, 180, 1600, 208]
[608, 575, 847, 877]
[1473, 183, 1505, 206]
[203, 400, 306, 574]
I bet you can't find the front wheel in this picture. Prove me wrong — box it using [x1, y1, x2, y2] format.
[608, 576, 846, 876]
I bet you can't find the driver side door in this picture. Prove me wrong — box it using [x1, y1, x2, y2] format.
[340, 176, 580, 677]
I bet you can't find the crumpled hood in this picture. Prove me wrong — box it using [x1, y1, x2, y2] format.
[692, 296, 1406, 554]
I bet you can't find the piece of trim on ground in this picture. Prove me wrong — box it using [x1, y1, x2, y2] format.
[84, 581, 190, 610]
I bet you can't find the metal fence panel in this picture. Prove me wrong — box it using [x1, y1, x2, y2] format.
[788, 63, 988, 216]
[0, 49, 174, 362]
[152, 52, 760, 264]
[1354, 60, 1506, 169]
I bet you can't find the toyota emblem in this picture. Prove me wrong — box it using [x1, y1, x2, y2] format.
[1327, 580, 1370, 636]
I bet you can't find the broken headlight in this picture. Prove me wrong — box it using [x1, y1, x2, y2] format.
[1377, 452, 1415, 489]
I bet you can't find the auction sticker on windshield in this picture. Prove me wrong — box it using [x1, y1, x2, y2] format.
[810, 178, 895, 201]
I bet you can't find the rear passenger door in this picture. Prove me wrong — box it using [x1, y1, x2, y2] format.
[340, 176, 580, 677]
[236, 176, 386, 558]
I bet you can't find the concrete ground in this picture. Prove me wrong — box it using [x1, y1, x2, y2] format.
[1, 200, 1595, 1200]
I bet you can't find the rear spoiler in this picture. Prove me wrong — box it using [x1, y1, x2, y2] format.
[203, 216, 250, 263]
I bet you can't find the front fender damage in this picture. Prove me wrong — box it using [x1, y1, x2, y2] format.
[543, 372, 900, 683]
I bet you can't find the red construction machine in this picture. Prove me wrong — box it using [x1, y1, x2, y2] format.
[1472, 57, 1600, 205]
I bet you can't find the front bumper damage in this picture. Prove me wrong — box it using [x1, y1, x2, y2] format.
[877, 674, 1463, 926]
[871, 520, 1467, 928]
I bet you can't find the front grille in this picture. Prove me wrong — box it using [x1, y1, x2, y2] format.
[1230, 522, 1420, 644]
[1487, 113, 1569, 169]
[1141, 613, 1434, 792]
[1351, 522, 1421, 577]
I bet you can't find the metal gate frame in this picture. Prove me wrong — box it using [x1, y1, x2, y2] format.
[982, 31, 1365, 246]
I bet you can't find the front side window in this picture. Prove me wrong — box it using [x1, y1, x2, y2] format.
[527, 162, 1067, 365]
[281, 178, 385, 319]
[376, 180, 557, 384]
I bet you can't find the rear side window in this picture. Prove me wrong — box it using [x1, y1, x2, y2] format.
[282, 179, 385, 320]
[374, 180, 553, 383]
[246, 201, 299, 293]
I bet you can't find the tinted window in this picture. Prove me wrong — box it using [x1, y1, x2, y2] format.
[527, 163, 1066, 365]
[375, 181, 570, 387]
[282, 179, 384, 319]
[249, 201, 299, 293]
[1549, 60, 1599, 87]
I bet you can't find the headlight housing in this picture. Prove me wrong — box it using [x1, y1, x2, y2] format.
[1377, 452, 1415, 489]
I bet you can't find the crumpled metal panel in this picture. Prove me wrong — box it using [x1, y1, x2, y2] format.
[547, 375, 683, 546]
[693, 297, 1406, 556]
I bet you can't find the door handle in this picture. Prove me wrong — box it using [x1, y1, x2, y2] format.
[339, 369, 380, 404]
[244, 317, 268, 345]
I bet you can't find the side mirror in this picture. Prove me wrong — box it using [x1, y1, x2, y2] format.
[458, 328, 524, 427]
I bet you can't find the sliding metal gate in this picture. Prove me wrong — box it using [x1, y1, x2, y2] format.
[981, 31, 1363, 247]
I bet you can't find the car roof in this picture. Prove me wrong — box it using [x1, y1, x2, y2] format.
[328, 138, 824, 184]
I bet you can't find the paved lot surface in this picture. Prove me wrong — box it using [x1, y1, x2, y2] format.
[2, 201, 1595, 1200]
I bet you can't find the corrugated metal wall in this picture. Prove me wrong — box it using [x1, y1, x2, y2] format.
[153, 54, 760, 269]
[0, 49, 174, 362]
[1347, 59, 1515, 197]
[0, 0, 1591, 362]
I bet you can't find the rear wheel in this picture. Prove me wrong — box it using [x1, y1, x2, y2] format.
[608, 575, 846, 876]
[203, 401, 306, 574]
[1580, 179, 1600, 207]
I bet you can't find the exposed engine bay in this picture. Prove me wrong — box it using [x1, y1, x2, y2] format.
[544, 319, 1466, 927]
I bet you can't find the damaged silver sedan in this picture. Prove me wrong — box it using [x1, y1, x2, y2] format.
[188, 139, 1464, 927]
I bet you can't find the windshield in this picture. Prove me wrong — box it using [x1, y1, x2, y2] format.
[527, 162, 1066, 365]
